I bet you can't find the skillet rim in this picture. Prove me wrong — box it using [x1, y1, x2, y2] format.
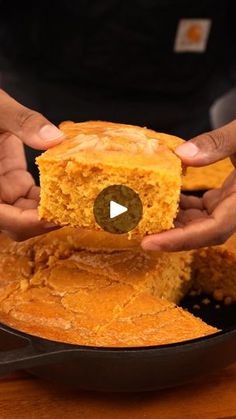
[1, 322, 236, 353]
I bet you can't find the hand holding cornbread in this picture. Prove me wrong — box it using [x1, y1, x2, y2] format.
[1, 88, 236, 250]
[143, 121, 236, 251]
[37, 119, 236, 251]
[0, 90, 64, 241]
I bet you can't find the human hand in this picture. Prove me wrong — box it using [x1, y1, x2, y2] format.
[0, 89, 64, 241]
[142, 121, 236, 251]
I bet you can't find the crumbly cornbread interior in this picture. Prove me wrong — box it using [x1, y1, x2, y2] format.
[193, 234, 236, 304]
[37, 121, 184, 237]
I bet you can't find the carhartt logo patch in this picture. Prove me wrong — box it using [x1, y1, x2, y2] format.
[174, 19, 211, 53]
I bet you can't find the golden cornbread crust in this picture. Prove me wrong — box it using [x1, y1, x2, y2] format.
[193, 234, 236, 303]
[37, 121, 184, 237]
[182, 158, 234, 190]
[0, 228, 217, 347]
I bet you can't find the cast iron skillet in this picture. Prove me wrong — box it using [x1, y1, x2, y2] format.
[0, 293, 236, 392]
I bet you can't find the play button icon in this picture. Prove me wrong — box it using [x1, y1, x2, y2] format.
[93, 185, 143, 234]
[110, 201, 128, 219]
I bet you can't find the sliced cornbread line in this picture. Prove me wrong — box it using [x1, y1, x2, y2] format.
[94, 291, 175, 335]
[95, 304, 218, 347]
[68, 250, 193, 304]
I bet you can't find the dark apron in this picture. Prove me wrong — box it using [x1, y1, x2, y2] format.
[0, 1, 235, 182]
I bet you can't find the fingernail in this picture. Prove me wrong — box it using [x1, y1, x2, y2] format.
[39, 125, 64, 141]
[175, 142, 199, 158]
[141, 240, 161, 251]
[43, 222, 58, 228]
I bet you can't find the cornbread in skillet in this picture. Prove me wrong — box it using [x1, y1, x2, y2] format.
[0, 228, 192, 304]
[182, 158, 233, 191]
[67, 249, 193, 305]
[193, 233, 236, 303]
[0, 228, 218, 347]
[0, 278, 217, 347]
[36, 121, 184, 237]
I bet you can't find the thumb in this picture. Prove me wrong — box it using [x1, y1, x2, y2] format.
[175, 120, 236, 167]
[0, 89, 64, 150]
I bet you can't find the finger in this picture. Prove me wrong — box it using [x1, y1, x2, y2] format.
[142, 219, 225, 252]
[13, 197, 38, 210]
[142, 192, 236, 252]
[14, 186, 40, 209]
[26, 185, 40, 201]
[175, 208, 207, 226]
[180, 194, 204, 210]
[0, 89, 64, 150]
[202, 188, 222, 214]
[231, 155, 236, 167]
[221, 170, 236, 191]
[0, 205, 59, 241]
[0, 169, 34, 204]
[174, 120, 236, 167]
[0, 133, 27, 173]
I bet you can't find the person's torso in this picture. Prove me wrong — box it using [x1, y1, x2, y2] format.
[0, 0, 235, 138]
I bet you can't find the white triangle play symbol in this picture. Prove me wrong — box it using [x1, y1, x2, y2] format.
[109, 200, 128, 219]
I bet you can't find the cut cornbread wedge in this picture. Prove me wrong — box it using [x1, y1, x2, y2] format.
[36, 121, 184, 237]
[95, 297, 218, 347]
[192, 233, 236, 303]
[68, 249, 193, 304]
[0, 229, 217, 347]
[182, 158, 234, 191]
[0, 228, 192, 305]
[0, 227, 141, 271]
[0, 256, 217, 347]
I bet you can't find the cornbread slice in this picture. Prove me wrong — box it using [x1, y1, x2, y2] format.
[0, 255, 217, 347]
[37, 121, 184, 236]
[192, 233, 236, 303]
[182, 158, 234, 190]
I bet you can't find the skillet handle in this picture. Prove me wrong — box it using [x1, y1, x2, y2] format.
[0, 344, 40, 377]
[0, 324, 56, 377]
